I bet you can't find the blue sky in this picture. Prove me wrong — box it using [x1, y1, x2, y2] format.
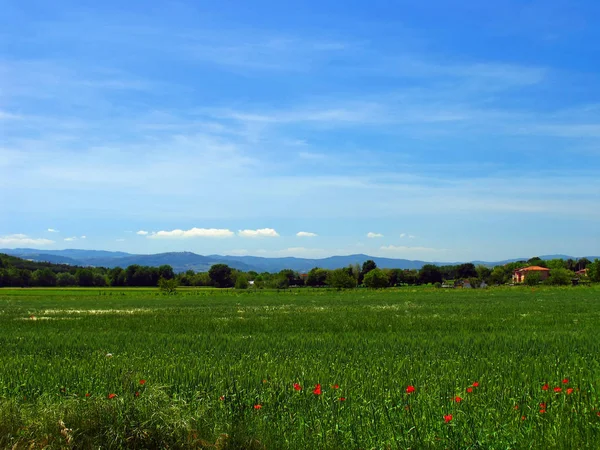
[1, 0, 599, 261]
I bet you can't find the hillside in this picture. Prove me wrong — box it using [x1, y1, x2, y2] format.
[1, 248, 598, 273]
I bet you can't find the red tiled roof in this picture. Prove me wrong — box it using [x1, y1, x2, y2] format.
[515, 266, 550, 272]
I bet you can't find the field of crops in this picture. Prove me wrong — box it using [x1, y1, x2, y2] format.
[1, 286, 600, 449]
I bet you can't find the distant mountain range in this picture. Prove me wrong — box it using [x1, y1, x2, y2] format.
[1, 248, 598, 273]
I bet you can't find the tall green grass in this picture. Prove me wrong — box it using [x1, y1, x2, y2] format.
[1, 286, 599, 448]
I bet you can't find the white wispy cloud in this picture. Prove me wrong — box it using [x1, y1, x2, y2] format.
[64, 236, 78, 242]
[0, 234, 54, 246]
[0, 111, 23, 120]
[136, 230, 149, 235]
[296, 231, 318, 237]
[47, 228, 59, 233]
[80, 235, 86, 239]
[238, 228, 280, 238]
[149, 228, 235, 239]
[367, 232, 384, 238]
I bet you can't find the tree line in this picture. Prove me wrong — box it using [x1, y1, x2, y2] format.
[0, 253, 598, 289]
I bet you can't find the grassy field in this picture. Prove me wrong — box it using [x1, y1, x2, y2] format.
[1, 286, 600, 449]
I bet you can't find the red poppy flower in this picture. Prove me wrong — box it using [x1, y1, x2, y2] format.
[597, 412, 600, 417]
[472, 382, 479, 387]
[262, 379, 267, 383]
[406, 385, 415, 394]
[444, 414, 453, 423]
[540, 402, 546, 409]
[542, 383, 549, 391]
[294, 383, 302, 391]
[554, 387, 562, 393]
[333, 384, 340, 389]
[521, 415, 526, 421]
[313, 384, 322, 395]
[139, 379, 146, 385]
[466, 387, 473, 393]
[540, 409, 546, 414]
[514, 405, 519, 410]
[454, 396, 463, 403]
[108, 393, 117, 399]
[254, 404, 262, 410]
[339, 397, 346, 402]
[135, 391, 140, 397]
[562, 378, 569, 384]
[85, 393, 91, 397]
[567, 388, 574, 395]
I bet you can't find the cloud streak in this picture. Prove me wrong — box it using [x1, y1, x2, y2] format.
[149, 228, 235, 239]
[0, 234, 54, 246]
[296, 231, 318, 237]
[367, 232, 384, 238]
[238, 228, 280, 238]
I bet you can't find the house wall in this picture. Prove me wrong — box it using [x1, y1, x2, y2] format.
[513, 270, 550, 283]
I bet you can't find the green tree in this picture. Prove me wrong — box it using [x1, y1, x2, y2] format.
[527, 257, 546, 267]
[108, 267, 126, 286]
[359, 260, 377, 284]
[235, 274, 249, 290]
[588, 259, 600, 282]
[279, 269, 302, 287]
[75, 269, 95, 287]
[545, 268, 574, 286]
[489, 266, 507, 284]
[306, 267, 328, 287]
[158, 265, 175, 280]
[125, 264, 141, 286]
[385, 268, 405, 286]
[524, 271, 542, 286]
[327, 268, 357, 290]
[418, 265, 442, 284]
[577, 258, 591, 271]
[253, 275, 265, 289]
[128, 266, 159, 286]
[546, 259, 566, 270]
[272, 275, 290, 289]
[476, 265, 492, 282]
[363, 268, 389, 288]
[192, 272, 212, 286]
[158, 277, 178, 294]
[93, 273, 107, 287]
[208, 264, 234, 288]
[457, 263, 477, 279]
[32, 268, 57, 287]
[56, 272, 76, 287]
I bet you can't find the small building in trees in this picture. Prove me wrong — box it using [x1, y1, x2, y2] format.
[575, 268, 588, 277]
[512, 266, 550, 283]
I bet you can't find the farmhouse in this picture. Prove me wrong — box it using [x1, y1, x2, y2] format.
[575, 268, 588, 277]
[512, 266, 550, 283]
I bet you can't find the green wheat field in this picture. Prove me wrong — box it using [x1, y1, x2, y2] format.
[1, 286, 600, 449]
